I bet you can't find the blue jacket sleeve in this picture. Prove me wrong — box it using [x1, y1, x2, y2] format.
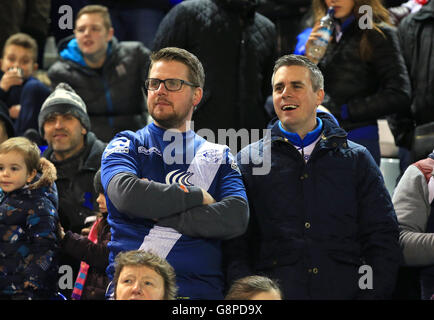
[293, 27, 313, 55]
[14, 78, 51, 135]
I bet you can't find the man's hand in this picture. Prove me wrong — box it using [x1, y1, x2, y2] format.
[201, 188, 216, 205]
[9, 104, 20, 119]
[0, 68, 23, 92]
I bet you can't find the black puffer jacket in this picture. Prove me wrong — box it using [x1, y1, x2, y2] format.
[387, 1, 434, 148]
[318, 22, 411, 132]
[42, 132, 106, 233]
[48, 37, 150, 142]
[153, 0, 277, 135]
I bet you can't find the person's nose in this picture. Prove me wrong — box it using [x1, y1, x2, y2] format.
[131, 281, 144, 295]
[83, 27, 91, 36]
[96, 193, 105, 207]
[54, 117, 64, 129]
[282, 86, 293, 98]
[1, 169, 9, 177]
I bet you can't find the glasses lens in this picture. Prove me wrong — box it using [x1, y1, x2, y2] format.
[146, 79, 161, 90]
[165, 79, 182, 91]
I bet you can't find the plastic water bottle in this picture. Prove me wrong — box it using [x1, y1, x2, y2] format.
[307, 7, 335, 64]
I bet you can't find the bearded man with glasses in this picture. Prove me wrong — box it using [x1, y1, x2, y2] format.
[101, 47, 249, 300]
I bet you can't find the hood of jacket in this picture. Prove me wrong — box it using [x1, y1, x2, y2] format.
[215, 0, 258, 18]
[0, 172, 58, 210]
[57, 35, 116, 67]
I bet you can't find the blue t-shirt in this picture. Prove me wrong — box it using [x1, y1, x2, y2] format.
[101, 122, 246, 299]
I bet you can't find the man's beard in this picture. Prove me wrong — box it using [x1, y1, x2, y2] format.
[149, 101, 193, 130]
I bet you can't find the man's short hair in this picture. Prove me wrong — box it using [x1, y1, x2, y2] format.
[76, 5, 112, 31]
[2, 33, 38, 63]
[272, 54, 324, 92]
[225, 275, 283, 300]
[148, 47, 205, 89]
[113, 250, 178, 300]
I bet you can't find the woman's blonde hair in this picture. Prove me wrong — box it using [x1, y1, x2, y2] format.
[0, 137, 56, 189]
[312, 0, 391, 60]
[113, 250, 178, 300]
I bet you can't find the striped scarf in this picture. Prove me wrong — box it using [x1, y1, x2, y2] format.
[71, 218, 101, 300]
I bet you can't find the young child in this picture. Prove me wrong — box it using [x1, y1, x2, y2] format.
[0, 33, 51, 138]
[60, 169, 111, 300]
[0, 137, 59, 299]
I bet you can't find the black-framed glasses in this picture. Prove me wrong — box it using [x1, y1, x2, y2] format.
[144, 78, 199, 92]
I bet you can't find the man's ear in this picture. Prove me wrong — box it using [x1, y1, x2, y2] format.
[192, 87, 203, 107]
[107, 27, 114, 42]
[33, 62, 38, 72]
[81, 126, 87, 135]
[316, 88, 325, 105]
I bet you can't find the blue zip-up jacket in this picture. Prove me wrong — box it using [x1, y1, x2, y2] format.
[48, 36, 151, 142]
[225, 112, 401, 299]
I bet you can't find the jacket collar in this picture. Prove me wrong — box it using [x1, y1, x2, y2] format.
[43, 131, 101, 169]
[413, 0, 434, 20]
[59, 35, 117, 68]
[271, 112, 348, 150]
[215, 0, 258, 20]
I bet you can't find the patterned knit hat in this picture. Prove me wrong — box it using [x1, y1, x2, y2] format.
[38, 83, 90, 137]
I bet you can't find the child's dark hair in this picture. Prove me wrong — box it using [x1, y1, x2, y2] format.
[93, 168, 108, 236]
[93, 169, 104, 194]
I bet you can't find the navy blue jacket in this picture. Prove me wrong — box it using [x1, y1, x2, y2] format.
[224, 113, 401, 299]
[0, 175, 59, 299]
[0, 74, 51, 136]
